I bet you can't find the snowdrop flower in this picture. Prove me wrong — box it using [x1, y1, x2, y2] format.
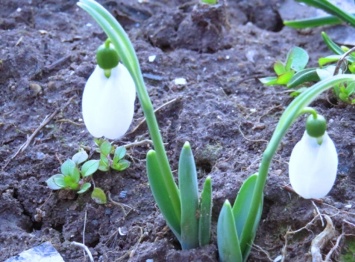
[289, 129, 338, 199]
[82, 57, 136, 139]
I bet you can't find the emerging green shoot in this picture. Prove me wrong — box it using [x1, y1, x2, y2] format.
[259, 47, 309, 86]
[46, 139, 130, 203]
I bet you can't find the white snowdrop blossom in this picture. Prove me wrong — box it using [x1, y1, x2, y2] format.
[82, 64, 136, 139]
[289, 131, 338, 199]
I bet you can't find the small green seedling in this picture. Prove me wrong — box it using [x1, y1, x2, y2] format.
[47, 139, 130, 204]
[260, 32, 355, 103]
[259, 46, 309, 86]
[46, 149, 98, 193]
[95, 138, 131, 172]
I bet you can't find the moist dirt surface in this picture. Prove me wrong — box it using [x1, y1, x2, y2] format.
[1, 0, 355, 261]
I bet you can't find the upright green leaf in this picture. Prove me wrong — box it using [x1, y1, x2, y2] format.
[61, 159, 76, 176]
[91, 187, 107, 204]
[287, 68, 320, 88]
[232, 173, 263, 260]
[178, 142, 199, 250]
[72, 149, 89, 165]
[217, 201, 242, 262]
[274, 61, 286, 75]
[199, 176, 212, 247]
[81, 160, 100, 177]
[146, 150, 181, 241]
[114, 146, 126, 160]
[285, 47, 309, 72]
[100, 140, 112, 156]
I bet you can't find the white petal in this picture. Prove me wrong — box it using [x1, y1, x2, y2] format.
[289, 131, 338, 199]
[82, 64, 136, 139]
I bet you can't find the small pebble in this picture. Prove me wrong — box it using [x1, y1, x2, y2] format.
[148, 55, 156, 62]
[174, 77, 187, 85]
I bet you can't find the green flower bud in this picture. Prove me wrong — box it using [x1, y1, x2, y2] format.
[306, 114, 327, 138]
[96, 42, 119, 70]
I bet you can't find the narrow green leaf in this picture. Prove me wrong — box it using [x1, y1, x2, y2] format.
[284, 15, 344, 29]
[285, 47, 309, 72]
[259, 76, 278, 86]
[287, 68, 320, 88]
[91, 187, 107, 204]
[217, 200, 243, 262]
[232, 173, 263, 259]
[199, 176, 212, 247]
[178, 142, 199, 250]
[318, 55, 342, 67]
[46, 174, 64, 190]
[273, 61, 286, 75]
[146, 150, 181, 241]
[72, 149, 88, 165]
[294, 0, 355, 27]
[78, 182, 91, 194]
[61, 159, 76, 176]
[321, 31, 344, 56]
[81, 160, 100, 177]
[100, 140, 112, 156]
[346, 82, 355, 95]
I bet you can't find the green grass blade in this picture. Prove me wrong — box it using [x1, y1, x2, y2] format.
[199, 176, 212, 247]
[217, 200, 243, 262]
[146, 150, 181, 241]
[295, 0, 355, 27]
[321, 31, 345, 56]
[284, 15, 344, 29]
[287, 68, 320, 88]
[232, 174, 263, 260]
[178, 142, 199, 249]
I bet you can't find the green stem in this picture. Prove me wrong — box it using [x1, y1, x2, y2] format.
[300, 107, 318, 119]
[77, 0, 180, 218]
[239, 74, 355, 252]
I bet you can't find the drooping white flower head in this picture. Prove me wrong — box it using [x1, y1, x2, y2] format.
[82, 64, 136, 139]
[289, 131, 338, 199]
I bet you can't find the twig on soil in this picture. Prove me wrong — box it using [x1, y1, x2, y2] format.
[56, 118, 84, 126]
[310, 215, 336, 262]
[83, 210, 88, 245]
[236, 123, 268, 143]
[2, 96, 74, 171]
[281, 215, 320, 262]
[127, 97, 181, 135]
[312, 201, 324, 227]
[324, 232, 344, 262]
[108, 192, 135, 216]
[343, 219, 355, 228]
[333, 46, 355, 76]
[71, 241, 94, 262]
[252, 243, 273, 261]
[124, 139, 153, 148]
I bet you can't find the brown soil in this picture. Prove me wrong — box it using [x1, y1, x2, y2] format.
[1, 0, 355, 261]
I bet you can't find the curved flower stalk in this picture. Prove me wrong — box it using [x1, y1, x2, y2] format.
[78, 0, 212, 250]
[217, 75, 355, 262]
[82, 64, 136, 139]
[289, 131, 338, 199]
